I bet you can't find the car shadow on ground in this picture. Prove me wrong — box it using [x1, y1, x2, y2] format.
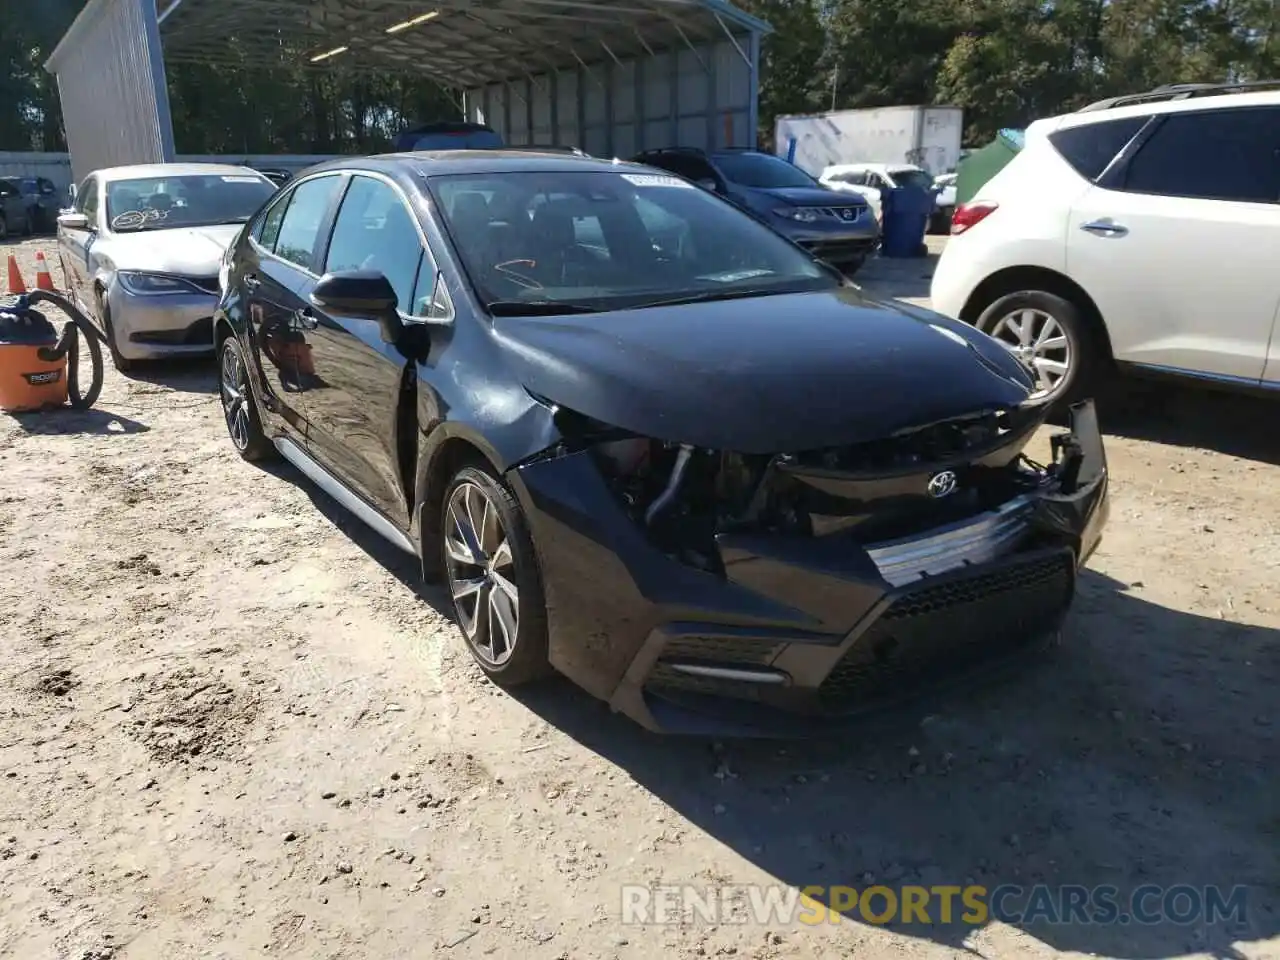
[122, 357, 219, 395]
[6, 407, 149, 435]
[513, 568, 1279, 959]
[257, 458, 457, 621]
[1097, 377, 1280, 466]
[856, 251, 939, 302]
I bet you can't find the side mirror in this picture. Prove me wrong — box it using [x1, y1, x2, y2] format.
[310, 270, 402, 343]
[57, 211, 90, 230]
[693, 178, 719, 192]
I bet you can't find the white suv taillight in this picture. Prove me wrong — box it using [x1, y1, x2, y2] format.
[950, 201, 999, 235]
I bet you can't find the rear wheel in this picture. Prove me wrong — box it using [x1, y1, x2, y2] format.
[441, 464, 551, 687]
[219, 336, 274, 462]
[0, 214, 7, 241]
[975, 290, 1099, 407]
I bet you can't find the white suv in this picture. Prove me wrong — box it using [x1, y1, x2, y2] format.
[930, 82, 1280, 406]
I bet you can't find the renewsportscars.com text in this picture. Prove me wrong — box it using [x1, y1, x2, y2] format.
[621, 883, 1249, 927]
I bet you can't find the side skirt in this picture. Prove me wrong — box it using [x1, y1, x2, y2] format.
[273, 436, 419, 557]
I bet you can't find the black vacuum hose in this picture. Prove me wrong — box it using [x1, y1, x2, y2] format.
[31, 289, 105, 410]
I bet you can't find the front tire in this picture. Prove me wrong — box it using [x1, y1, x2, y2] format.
[441, 464, 551, 687]
[219, 336, 275, 462]
[975, 290, 1098, 408]
[97, 294, 136, 373]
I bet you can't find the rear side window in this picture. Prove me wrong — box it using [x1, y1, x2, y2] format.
[254, 190, 289, 250]
[273, 175, 342, 270]
[1122, 107, 1280, 203]
[1049, 116, 1149, 180]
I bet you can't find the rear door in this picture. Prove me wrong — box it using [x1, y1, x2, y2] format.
[300, 173, 438, 528]
[243, 173, 345, 431]
[1066, 105, 1280, 382]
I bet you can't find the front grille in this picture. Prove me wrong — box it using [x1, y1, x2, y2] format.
[819, 550, 1073, 713]
[799, 205, 866, 223]
[130, 316, 214, 346]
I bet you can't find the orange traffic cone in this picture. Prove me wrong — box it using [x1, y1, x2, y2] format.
[5, 254, 26, 295]
[33, 251, 55, 292]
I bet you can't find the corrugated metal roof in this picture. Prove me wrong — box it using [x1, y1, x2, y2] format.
[152, 0, 769, 87]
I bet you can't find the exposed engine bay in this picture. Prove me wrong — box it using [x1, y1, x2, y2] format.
[546, 403, 1090, 577]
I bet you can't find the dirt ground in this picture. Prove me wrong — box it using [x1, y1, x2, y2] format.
[1, 236, 1276, 960]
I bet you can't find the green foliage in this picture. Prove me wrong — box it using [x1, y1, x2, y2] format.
[2, 0, 1277, 154]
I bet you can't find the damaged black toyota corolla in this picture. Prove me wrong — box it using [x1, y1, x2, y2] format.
[214, 151, 1108, 736]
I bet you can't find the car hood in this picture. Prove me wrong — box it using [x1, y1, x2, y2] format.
[494, 288, 1036, 454]
[108, 223, 243, 275]
[759, 186, 857, 206]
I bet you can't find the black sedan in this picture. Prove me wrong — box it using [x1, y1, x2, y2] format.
[212, 150, 1109, 736]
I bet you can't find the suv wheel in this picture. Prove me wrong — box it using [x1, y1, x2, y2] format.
[975, 290, 1098, 406]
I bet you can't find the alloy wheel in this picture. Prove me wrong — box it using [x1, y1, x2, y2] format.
[989, 307, 1072, 400]
[444, 481, 520, 666]
[220, 344, 251, 451]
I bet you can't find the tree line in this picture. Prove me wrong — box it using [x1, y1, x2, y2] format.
[1, 0, 1275, 156]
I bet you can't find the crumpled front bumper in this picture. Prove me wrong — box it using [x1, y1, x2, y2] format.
[510, 401, 1109, 736]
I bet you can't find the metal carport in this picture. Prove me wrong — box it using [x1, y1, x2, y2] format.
[46, 0, 770, 182]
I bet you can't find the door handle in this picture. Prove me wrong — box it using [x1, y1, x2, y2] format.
[293, 308, 318, 331]
[243, 272, 261, 290]
[1080, 220, 1128, 237]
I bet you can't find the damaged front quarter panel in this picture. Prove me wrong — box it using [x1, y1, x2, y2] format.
[1028, 399, 1109, 564]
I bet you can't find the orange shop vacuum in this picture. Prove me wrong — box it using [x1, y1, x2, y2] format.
[0, 255, 104, 412]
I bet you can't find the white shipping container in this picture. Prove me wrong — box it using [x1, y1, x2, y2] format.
[775, 105, 963, 177]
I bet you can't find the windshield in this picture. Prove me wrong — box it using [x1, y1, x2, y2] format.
[712, 153, 818, 189]
[429, 170, 835, 313]
[105, 173, 276, 232]
[893, 169, 936, 191]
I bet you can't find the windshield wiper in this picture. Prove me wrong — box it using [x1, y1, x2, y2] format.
[628, 287, 786, 309]
[486, 300, 602, 316]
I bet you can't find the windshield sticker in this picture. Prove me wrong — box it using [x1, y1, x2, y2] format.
[222, 175, 264, 183]
[110, 208, 169, 230]
[620, 173, 694, 189]
[700, 268, 775, 283]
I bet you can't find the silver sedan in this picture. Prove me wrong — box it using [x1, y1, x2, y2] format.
[56, 162, 278, 371]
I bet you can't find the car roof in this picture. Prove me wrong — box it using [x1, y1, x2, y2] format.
[93, 162, 272, 182]
[1052, 88, 1280, 132]
[299, 150, 643, 179]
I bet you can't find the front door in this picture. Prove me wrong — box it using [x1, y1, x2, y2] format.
[300, 173, 438, 528]
[58, 175, 98, 308]
[1066, 105, 1280, 383]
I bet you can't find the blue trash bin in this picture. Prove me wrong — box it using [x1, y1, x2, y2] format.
[880, 185, 933, 258]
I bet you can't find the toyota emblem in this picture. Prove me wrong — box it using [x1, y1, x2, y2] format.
[927, 470, 958, 499]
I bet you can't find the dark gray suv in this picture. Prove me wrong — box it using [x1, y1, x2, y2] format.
[632, 147, 880, 274]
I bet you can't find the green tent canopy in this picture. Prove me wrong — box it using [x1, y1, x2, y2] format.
[956, 128, 1025, 205]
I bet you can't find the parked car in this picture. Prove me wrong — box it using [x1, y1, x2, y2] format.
[931, 81, 1280, 407]
[212, 150, 1109, 735]
[931, 172, 958, 233]
[818, 162, 938, 224]
[1, 176, 60, 233]
[631, 147, 878, 274]
[256, 168, 294, 189]
[56, 162, 278, 371]
[0, 178, 34, 239]
[393, 120, 504, 152]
